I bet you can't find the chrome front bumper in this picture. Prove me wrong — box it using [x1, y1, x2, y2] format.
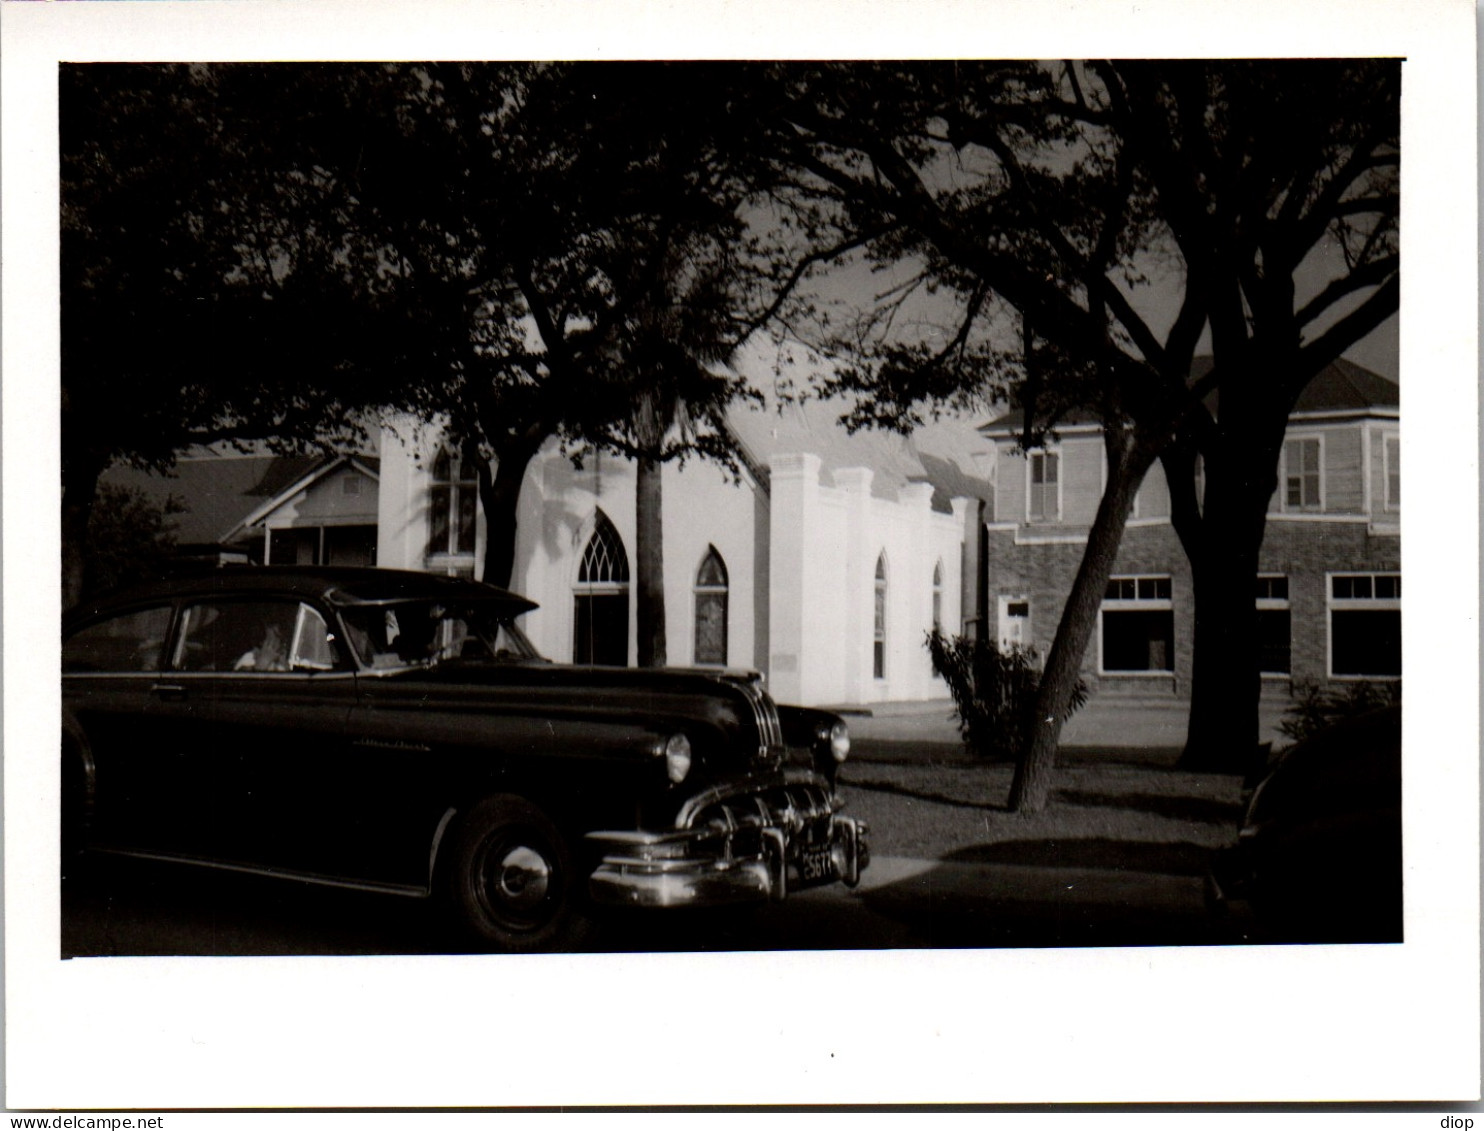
[586, 776, 870, 909]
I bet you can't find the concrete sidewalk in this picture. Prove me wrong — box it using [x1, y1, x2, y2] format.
[834, 695, 1288, 751]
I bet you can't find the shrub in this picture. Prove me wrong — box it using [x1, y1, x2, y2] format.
[1278, 679, 1402, 745]
[83, 484, 183, 599]
[926, 629, 1088, 760]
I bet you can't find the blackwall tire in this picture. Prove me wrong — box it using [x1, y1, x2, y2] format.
[440, 795, 588, 953]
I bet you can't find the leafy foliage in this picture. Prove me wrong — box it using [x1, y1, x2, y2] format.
[926, 629, 1088, 761]
[1278, 680, 1403, 746]
[750, 61, 1399, 795]
[83, 486, 184, 600]
[60, 63, 837, 599]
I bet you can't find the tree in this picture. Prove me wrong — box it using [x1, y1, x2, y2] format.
[62, 63, 840, 655]
[1108, 62, 1399, 770]
[83, 486, 184, 600]
[754, 60, 1397, 806]
[572, 229, 770, 666]
[60, 64, 415, 607]
[293, 63, 835, 661]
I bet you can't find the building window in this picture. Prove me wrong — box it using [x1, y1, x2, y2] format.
[997, 595, 1030, 652]
[693, 546, 729, 666]
[429, 449, 478, 558]
[873, 553, 888, 679]
[1256, 574, 1291, 676]
[1101, 575, 1174, 673]
[1027, 450, 1060, 521]
[1283, 436, 1323, 511]
[931, 561, 944, 632]
[1329, 572, 1401, 678]
[342, 474, 362, 497]
[1384, 434, 1400, 512]
[573, 511, 630, 666]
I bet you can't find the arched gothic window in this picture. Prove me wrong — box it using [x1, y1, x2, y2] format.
[428, 448, 478, 562]
[577, 512, 630, 585]
[874, 552, 888, 680]
[693, 546, 729, 665]
[573, 512, 630, 666]
[932, 561, 944, 632]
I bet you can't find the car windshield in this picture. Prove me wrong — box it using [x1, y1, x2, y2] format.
[337, 600, 543, 671]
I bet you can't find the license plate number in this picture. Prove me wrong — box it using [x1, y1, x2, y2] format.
[798, 844, 835, 883]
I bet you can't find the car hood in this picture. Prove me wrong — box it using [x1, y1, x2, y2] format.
[360, 660, 794, 778]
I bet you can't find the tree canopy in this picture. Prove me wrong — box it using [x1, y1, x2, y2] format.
[744, 60, 1398, 803]
[60, 62, 834, 606]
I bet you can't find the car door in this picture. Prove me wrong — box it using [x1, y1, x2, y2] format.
[164, 596, 358, 869]
[63, 602, 185, 851]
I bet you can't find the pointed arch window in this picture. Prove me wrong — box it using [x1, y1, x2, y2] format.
[577, 512, 630, 586]
[693, 546, 729, 666]
[873, 552, 888, 680]
[574, 511, 630, 666]
[932, 560, 944, 632]
[428, 448, 478, 560]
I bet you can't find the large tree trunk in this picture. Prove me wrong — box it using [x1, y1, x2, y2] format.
[1177, 426, 1285, 772]
[1008, 438, 1156, 812]
[475, 428, 547, 590]
[1181, 535, 1263, 772]
[635, 453, 667, 667]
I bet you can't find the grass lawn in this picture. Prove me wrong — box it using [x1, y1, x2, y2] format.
[839, 750, 1248, 865]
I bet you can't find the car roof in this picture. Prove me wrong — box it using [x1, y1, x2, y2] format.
[67, 566, 539, 625]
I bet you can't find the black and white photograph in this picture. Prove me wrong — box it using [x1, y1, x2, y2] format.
[4, 0, 1479, 1114]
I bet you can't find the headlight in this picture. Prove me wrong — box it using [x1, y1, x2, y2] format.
[659, 732, 692, 784]
[828, 720, 850, 763]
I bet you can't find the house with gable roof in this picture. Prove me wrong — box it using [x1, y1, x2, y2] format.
[101, 447, 381, 567]
[977, 357, 1400, 699]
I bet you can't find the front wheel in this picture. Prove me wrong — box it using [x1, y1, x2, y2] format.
[439, 795, 588, 953]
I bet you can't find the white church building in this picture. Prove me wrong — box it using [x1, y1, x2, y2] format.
[374, 399, 991, 708]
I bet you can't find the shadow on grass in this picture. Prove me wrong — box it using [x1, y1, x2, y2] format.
[844, 777, 1242, 825]
[1053, 789, 1244, 826]
[843, 776, 1011, 812]
[942, 837, 1217, 876]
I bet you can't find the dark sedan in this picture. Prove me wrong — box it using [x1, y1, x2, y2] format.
[1208, 705, 1401, 942]
[62, 566, 868, 951]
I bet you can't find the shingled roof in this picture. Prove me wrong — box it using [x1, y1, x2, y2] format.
[982, 355, 1397, 436]
[100, 451, 380, 547]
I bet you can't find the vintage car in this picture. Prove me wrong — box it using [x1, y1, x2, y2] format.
[61, 566, 868, 951]
[1207, 705, 1401, 942]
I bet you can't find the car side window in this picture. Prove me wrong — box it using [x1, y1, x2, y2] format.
[289, 604, 339, 671]
[173, 600, 332, 673]
[63, 606, 174, 673]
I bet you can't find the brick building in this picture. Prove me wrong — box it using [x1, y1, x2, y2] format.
[977, 358, 1400, 701]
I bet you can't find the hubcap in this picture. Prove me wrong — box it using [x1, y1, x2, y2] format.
[490, 844, 552, 912]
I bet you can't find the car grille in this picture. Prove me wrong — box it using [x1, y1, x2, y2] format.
[734, 678, 784, 768]
[678, 776, 838, 835]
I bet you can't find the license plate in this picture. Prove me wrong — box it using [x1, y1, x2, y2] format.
[798, 844, 836, 883]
